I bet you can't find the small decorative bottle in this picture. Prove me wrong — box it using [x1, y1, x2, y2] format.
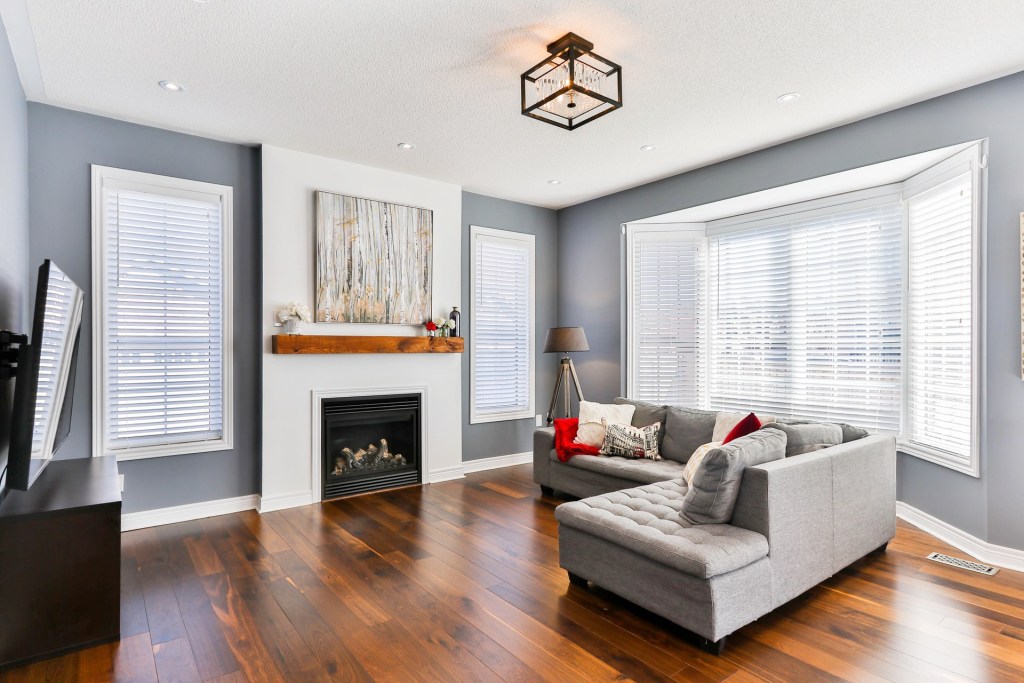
[449, 306, 461, 338]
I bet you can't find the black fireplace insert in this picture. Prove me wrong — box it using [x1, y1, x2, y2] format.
[321, 393, 422, 500]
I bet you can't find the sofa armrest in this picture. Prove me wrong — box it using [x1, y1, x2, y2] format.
[731, 435, 896, 607]
[533, 427, 556, 487]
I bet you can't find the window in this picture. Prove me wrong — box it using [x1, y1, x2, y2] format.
[470, 226, 535, 423]
[626, 226, 705, 405]
[705, 198, 904, 432]
[624, 143, 983, 475]
[92, 166, 233, 460]
[903, 164, 979, 474]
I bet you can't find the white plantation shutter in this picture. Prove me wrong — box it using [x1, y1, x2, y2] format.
[471, 227, 535, 422]
[627, 228, 704, 404]
[706, 200, 904, 431]
[904, 172, 975, 466]
[93, 167, 233, 459]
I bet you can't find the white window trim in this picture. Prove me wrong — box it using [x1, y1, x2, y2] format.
[624, 223, 706, 401]
[897, 143, 985, 477]
[90, 165, 234, 461]
[470, 225, 536, 424]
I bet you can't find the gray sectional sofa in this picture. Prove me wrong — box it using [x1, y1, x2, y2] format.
[534, 400, 896, 653]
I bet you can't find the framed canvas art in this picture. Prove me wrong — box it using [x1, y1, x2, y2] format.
[315, 190, 433, 324]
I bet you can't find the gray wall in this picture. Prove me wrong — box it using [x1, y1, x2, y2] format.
[27, 104, 261, 514]
[461, 192, 558, 460]
[557, 70, 1024, 550]
[0, 19, 28, 486]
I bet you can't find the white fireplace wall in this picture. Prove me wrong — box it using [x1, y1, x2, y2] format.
[261, 145, 463, 510]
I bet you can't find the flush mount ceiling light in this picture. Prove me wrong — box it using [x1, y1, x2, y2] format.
[158, 80, 184, 92]
[521, 32, 622, 131]
[640, 145, 656, 151]
[547, 179, 562, 185]
[777, 92, 801, 104]
[396, 142, 415, 150]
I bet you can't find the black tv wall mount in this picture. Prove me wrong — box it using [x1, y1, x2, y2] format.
[0, 330, 27, 381]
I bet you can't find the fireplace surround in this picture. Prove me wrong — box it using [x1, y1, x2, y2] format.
[319, 392, 422, 499]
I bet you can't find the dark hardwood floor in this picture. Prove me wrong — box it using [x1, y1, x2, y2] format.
[3, 464, 1024, 682]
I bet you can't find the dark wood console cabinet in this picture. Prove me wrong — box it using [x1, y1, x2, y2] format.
[0, 456, 121, 670]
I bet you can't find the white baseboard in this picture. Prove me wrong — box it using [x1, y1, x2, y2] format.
[896, 501, 1024, 573]
[258, 491, 316, 513]
[428, 464, 466, 483]
[122, 494, 259, 532]
[462, 451, 532, 473]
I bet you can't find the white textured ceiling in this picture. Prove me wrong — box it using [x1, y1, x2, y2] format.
[4, 0, 1024, 209]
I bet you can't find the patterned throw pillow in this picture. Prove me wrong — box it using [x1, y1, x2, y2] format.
[599, 419, 662, 460]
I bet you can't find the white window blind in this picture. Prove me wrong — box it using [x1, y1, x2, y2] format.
[93, 166, 233, 460]
[471, 227, 535, 423]
[705, 200, 904, 431]
[627, 228, 704, 405]
[904, 172, 974, 467]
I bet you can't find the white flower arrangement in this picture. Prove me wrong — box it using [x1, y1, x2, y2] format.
[445, 319, 456, 329]
[274, 302, 312, 324]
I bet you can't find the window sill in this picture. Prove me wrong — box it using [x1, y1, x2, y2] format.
[897, 439, 979, 478]
[108, 438, 234, 462]
[470, 410, 535, 425]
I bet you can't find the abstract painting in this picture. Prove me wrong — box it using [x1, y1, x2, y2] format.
[315, 190, 432, 324]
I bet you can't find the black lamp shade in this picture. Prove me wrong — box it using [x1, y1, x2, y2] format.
[544, 327, 589, 353]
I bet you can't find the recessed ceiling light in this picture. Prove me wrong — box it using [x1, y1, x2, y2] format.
[776, 92, 801, 104]
[396, 142, 415, 150]
[158, 80, 184, 92]
[547, 179, 562, 185]
[640, 145, 656, 152]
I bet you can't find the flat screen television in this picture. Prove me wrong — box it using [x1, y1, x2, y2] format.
[6, 260, 84, 491]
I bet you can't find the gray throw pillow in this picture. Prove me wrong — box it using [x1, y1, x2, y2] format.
[764, 422, 842, 457]
[660, 407, 717, 462]
[776, 417, 868, 443]
[682, 428, 787, 524]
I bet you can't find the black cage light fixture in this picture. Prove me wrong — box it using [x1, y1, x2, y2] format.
[521, 33, 622, 131]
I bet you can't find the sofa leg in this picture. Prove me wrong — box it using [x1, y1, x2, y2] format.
[875, 541, 889, 554]
[567, 571, 588, 588]
[540, 485, 554, 497]
[697, 635, 727, 655]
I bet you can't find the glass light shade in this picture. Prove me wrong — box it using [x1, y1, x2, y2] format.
[521, 33, 622, 131]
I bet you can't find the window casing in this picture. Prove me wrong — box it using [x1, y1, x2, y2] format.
[92, 166, 233, 460]
[625, 144, 983, 476]
[470, 226, 535, 423]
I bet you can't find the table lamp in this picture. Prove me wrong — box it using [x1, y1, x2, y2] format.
[544, 326, 589, 423]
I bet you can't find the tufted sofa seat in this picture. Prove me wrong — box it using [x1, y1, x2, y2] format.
[555, 480, 768, 578]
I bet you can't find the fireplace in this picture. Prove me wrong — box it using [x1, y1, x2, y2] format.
[321, 393, 422, 499]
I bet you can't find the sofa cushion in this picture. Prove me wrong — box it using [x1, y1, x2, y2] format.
[560, 452, 687, 484]
[682, 428, 787, 524]
[660, 407, 717, 462]
[576, 400, 636, 448]
[776, 417, 868, 443]
[764, 422, 842, 456]
[614, 397, 668, 431]
[555, 480, 769, 578]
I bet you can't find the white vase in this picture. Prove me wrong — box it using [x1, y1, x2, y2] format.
[283, 318, 303, 335]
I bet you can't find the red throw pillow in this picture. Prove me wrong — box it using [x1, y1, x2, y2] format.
[554, 418, 601, 462]
[722, 412, 761, 444]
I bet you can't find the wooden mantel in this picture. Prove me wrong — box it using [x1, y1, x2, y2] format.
[272, 334, 464, 354]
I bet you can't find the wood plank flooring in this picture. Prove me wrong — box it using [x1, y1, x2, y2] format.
[3, 464, 1024, 682]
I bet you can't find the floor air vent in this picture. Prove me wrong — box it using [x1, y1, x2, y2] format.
[926, 552, 998, 575]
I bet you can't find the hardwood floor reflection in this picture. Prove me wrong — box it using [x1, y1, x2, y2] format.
[3, 464, 1023, 682]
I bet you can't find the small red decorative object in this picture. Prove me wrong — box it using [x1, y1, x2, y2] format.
[425, 321, 438, 331]
[553, 418, 601, 462]
[723, 412, 761, 444]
